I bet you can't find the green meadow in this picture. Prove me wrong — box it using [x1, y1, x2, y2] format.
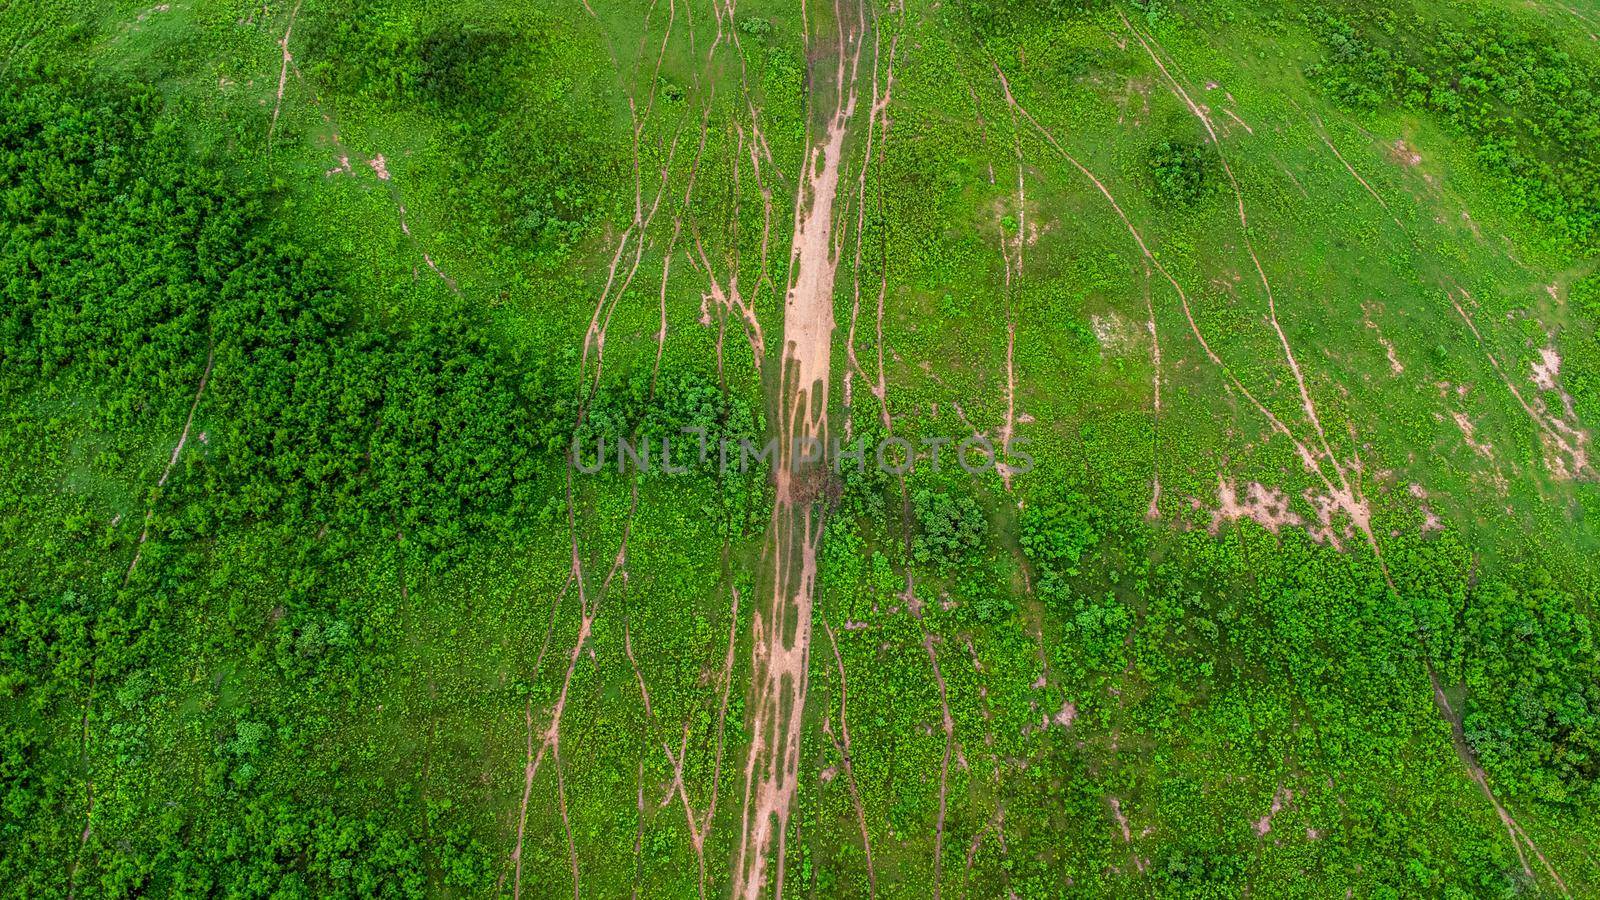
[3, 0, 1600, 895]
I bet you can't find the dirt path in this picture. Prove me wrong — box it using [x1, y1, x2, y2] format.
[733, 1, 866, 894]
[843, 21, 899, 436]
[822, 620, 877, 897]
[579, 0, 691, 390]
[995, 102, 1027, 491]
[1430, 668, 1570, 895]
[1122, 16, 1373, 544]
[127, 346, 215, 580]
[963, 806, 1009, 877]
[1450, 291, 1589, 478]
[510, 13, 734, 893]
[993, 65, 1348, 517]
[266, 0, 302, 147]
[74, 345, 214, 894]
[1304, 110, 1408, 234]
[1294, 103, 1577, 889]
[1142, 265, 1163, 519]
[673, 585, 743, 900]
[923, 632, 956, 900]
[622, 579, 740, 900]
[652, 108, 712, 385]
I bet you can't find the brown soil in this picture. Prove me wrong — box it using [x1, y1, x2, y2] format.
[1389, 138, 1423, 167]
[266, 0, 303, 147]
[734, 6, 866, 895]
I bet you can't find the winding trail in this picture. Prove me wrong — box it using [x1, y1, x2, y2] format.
[1432, 671, 1571, 895]
[1449, 291, 1589, 478]
[1142, 265, 1163, 519]
[843, 16, 900, 436]
[991, 64, 1359, 541]
[995, 97, 1027, 491]
[74, 344, 214, 896]
[923, 631, 956, 900]
[1120, 33, 1575, 890]
[1121, 15, 1372, 545]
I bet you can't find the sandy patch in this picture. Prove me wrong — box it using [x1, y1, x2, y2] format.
[1109, 797, 1133, 843]
[1390, 139, 1422, 167]
[1254, 786, 1293, 836]
[1409, 483, 1443, 534]
[1091, 311, 1136, 356]
[1452, 291, 1589, 477]
[1452, 412, 1495, 459]
[1362, 304, 1404, 375]
[1210, 478, 1301, 534]
[1530, 346, 1561, 391]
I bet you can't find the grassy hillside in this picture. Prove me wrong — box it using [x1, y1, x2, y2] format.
[2, 0, 1599, 896]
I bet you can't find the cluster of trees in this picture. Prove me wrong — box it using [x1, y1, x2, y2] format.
[1, 71, 550, 564]
[1144, 135, 1219, 208]
[300, 1, 518, 115]
[1304, 3, 1600, 248]
[0, 71, 753, 568]
[1452, 567, 1600, 804]
[910, 487, 988, 571]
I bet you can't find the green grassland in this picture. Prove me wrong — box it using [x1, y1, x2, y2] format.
[3, 0, 1600, 896]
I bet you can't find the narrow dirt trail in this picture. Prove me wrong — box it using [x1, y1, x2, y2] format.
[1300, 115, 1577, 889]
[1450, 290, 1589, 477]
[923, 632, 956, 900]
[843, 20, 899, 436]
[822, 620, 877, 897]
[1187, 55, 1576, 895]
[511, 469, 640, 900]
[127, 346, 215, 580]
[266, 0, 303, 148]
[1142, 265, 1163, 519]
[74, 345, 214, 896]
[1431, 669, 1571, 895]
[1121, 15, 1371, 540]
[621, 576, 741, 900]
[506, 19, 730, 892]
[992, 64, 1354, 527]
[668, 585, 743, 900]
[995, 101, 1027, 491]
[733, 0, 866, 894]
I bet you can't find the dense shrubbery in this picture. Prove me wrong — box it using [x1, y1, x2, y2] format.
[1457, 569, 1600, 804]
[1144, 135, 1217, 208]
[1019, 489, 1102, 581]
[0, 73, 738, 564]
[0, 72, 751, 895]
[947, 0, 1107, 42]
[0, 73, 573, 563]
[910, 487, 988, 571]
[301, 1, 623, 252]
[1304, 4, 1600, 249]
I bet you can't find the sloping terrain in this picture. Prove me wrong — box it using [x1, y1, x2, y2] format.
[3, 0, 1600, 896]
